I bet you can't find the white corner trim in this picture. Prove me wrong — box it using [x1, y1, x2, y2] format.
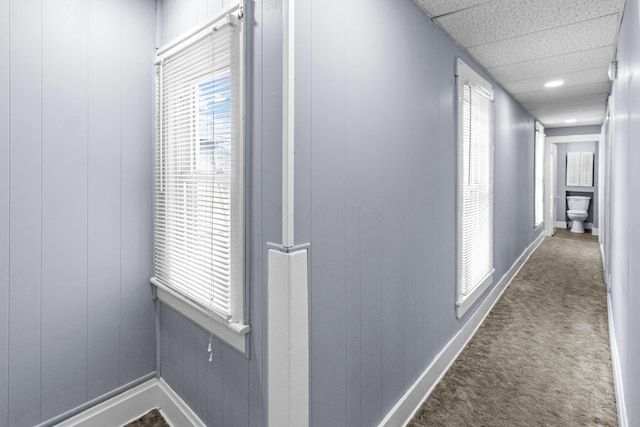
[592, 227, 600, 236]
[608, 294, 628, 427]
[556, 221, 568, 228]
[268, 248, 309, 427]
[53, 378, 205, 427]
[152, 279, 249, 353]
[281, 0, 295, 247]
[378, 233, 545, 427]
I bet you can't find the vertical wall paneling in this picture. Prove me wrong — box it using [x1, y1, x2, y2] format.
[357, 1, 384, 422]
[137, 0, 157, 379]
[309, 0, 347, 424]
[221, 345, 249, 427]
[606, 0, 640, 423]
[380, 0, 406, 413]
[8, 0, 42, 424]
[87, 0, 122, 400]
[120, 0, 147, 384]
[0, 0, 9, 424]
[343, 0, 363, 423]
[40, 0, 89, 418]
[206, 328, 224, 427]
[626, 2, 640, 419]
[247, 0, 265, 424]
[297, 0, 540, 425]
[5, 0, 155, 423]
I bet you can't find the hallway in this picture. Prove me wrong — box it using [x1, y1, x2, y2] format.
[409, 234, 616, 426]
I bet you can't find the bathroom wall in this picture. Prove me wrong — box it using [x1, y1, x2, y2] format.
[155, 0, 281, 426]
[605, 0, 640, 423]
[293, 0, 542, 425]
[555, 141, 599, 228]
[0, 0, 156, 425]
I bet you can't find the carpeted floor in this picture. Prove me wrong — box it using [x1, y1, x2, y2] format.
[553, 227, 598, 242]
[409, 236, 617, 426]
[123, 409, 169, 427]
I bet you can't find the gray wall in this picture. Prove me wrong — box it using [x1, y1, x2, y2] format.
[157, 1, 541, 426]
[555, 141, 599, 227]
[606, 0, 640, 423]
[293, 0, 541, 425]
[156, 0, 282, 426]
[0, 0, 156, 425]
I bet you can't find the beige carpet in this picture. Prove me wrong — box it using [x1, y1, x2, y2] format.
[409, 236, 617, 426]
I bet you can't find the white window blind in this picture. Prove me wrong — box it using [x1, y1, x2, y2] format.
[456, 59, 495, 317]
[534, 123, 545, 226]
[566, 151, 593, 187]
[153, 10, 244, 324]
[566, 152, 581, 186]
[580, 152, 594, 186]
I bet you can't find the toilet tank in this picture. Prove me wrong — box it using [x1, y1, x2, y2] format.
[567, 196, 591, 211]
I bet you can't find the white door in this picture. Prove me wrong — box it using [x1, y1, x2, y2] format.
[550, 144, 558, 235]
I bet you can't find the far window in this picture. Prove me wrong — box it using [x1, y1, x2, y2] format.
[534, 122, 545, 226]
[152, 3, 246, 348]
[456, 59, 495, 318]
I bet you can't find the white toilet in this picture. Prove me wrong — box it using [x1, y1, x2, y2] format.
[567, 196, 591, 233]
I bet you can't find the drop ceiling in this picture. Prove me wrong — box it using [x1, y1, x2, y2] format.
[413, 0, 626, 128]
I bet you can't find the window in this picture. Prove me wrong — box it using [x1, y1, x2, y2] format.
[534, 122, 545, 226]
[152, 3, 248, 351]
[456, 59, 495, 318]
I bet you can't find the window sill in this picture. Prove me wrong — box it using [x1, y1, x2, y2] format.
[456, 269, 495, 318]
[151, 278, 250, 354]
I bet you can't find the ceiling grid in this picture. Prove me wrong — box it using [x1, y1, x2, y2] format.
[413, 0, 626, 126]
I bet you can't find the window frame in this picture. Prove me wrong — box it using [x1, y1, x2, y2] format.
[151, 1, 249, 353]
[455, 59, 495, 318]
[534, 122, 545, 227]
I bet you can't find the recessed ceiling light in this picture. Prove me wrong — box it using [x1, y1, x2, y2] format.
[544, 80, 564, 88]
[564, 119, 577, 123]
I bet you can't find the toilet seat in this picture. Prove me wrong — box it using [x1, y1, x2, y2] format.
[567, 209, 588, 215]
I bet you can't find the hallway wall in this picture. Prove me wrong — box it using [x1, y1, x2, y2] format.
[0, 0, 156, 425]
[155, 0, 282, 426]
[293, 0, 541, 425]
[606, 0, 640, 423]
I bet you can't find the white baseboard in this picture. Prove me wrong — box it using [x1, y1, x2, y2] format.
[378, 233, 545, 427]
[556, 221, 567, 228]
[54, 378, 205, 427]
[592, 227, 600, 236]
[608, 294, 628, 427]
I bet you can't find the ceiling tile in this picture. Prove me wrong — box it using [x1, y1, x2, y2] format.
[435, 0, 624, 48]
[504, 67, 609, 94]
[468, 14, 619, 68]
[522, 93, 609, 111]
[538, 109, 605, 127]
[412, 0, 494, 18]
[488, 47, 616, 83]
[530, 101, 606, 117]
[516, 81, 611, 105]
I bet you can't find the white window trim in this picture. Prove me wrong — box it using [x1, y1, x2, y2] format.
[534, 121, 545, 227]
[455, 59, 495, 318]
[151, 1, 249, 354]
